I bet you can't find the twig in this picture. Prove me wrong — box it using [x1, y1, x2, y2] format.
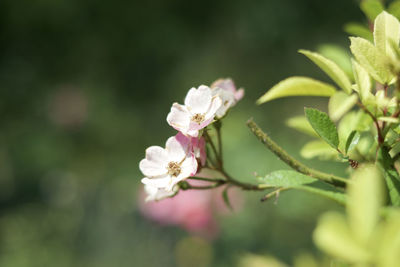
[246, 119, 348, 188]
[261, 188, 289, 202]
[203, 130, 220, 167]
[357, 101, 384, 144]
[214, 121, 223, 166]
[188, 176, 226, 183]
[218, 168, 265, 191]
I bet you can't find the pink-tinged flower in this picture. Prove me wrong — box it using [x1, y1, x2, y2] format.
[144, 184, 179, 202]
[211, 78, 244, 118]
[191, 136, 206, 166]
[211, 78, 244, 101]
[140, 134, 198, 191]
[167, 85, 222, 137]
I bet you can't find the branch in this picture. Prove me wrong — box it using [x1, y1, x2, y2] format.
[187, 176, 226, 183]
[218, 168, 265, 191]
[214, 121, 223, 166]
[246, 119, 348, 188]
[203, 130, 221, 167]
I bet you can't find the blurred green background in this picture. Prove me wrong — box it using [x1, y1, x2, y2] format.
[0, 0, 363, 266]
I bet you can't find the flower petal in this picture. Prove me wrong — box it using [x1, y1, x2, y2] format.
[192, 137, 206, 166]
[184, 86, 212, 114]
[175, 131, 191, 147]
[203, 95, 222, 122]
[211, 78, 244, 102]
[174, 154, 198, 184]
[144, 184, 178, 202]
[167, 103, 190, 133]
[235, 88, 244, 101]
[211, 78, 236, 94]
[165, 134, 190, 162]
[186, 128, 199, 137]
[139, 146, 169, 177]
[141, 176, 172, 189]
[213, 88, 235, 118]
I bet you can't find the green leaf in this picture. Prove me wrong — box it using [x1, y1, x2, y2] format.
[313, 212, 370, 262]
[374, 90, 398, 110]
[258, 170, 346, 205]
[352, 59, 372, 102]
[350, 37, 394, 85]
[345, 130, 361, 154]
[388, 0, 400, 20]
[385, 170, 400, 206]
[328, 91, 358, 121]
[317, 44, 353, 78]
[259, 170, 315, 186]
[385, 128, 400, 146]
[222, 187, 233, 211]
[388, 37, 400, 61]
[299, 50, 352, 94]
[389, 142, 400, 158]
[377, 116, 400, 124]
[378, 147, 400, 206]
[348, 164, 384, 244]
[305, 108, 340, 149]
[257, 77, 336, 104]
[338, 110, 373, 137]
[337, 111, 373, 153]
[285, 116, 319, 137]
[374, 11, 400, 60]
[357, 134, 377, 159]
[360, 0, 384, 21]
[300, 140, 338, 160]
[344, 22, 373, 42]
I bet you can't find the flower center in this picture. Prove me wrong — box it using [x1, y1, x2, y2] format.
[191, 113, 205, 124]
[167, 161, 181, 177]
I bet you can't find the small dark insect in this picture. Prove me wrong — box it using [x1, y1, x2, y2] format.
[349, 159, 359, 169]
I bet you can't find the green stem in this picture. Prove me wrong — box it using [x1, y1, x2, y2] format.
[188, 176, 226, 183]
[184, 183, 225, 190]
[246, 119, 348, 188]
[203, 131, 220, 164]
[214, 121, 223, 165]
[218, 168, 265, 191]
[357, 101, 384, 144]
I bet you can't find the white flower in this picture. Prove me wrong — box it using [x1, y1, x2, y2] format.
[144, 184, 178, 202]
[211, 78, 244, 118]
[166, 85, 222, 137]
[140, 133, 198, 191]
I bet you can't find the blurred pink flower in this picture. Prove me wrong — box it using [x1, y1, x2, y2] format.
[167, 85, 222, 137]
[139, 180, 244, 238]
[139, 184, 215, 233]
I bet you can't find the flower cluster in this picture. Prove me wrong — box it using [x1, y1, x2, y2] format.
[139, 79, 244, 201]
